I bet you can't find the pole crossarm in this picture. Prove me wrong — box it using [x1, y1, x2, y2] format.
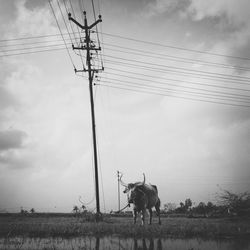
[75, 68, 103, 73]
[72, 45, 101, 51]
[68, 12, 102, 30]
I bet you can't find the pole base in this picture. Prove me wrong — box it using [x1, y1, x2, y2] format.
[95, 212, 103, 222]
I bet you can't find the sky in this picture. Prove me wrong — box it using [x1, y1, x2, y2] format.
[0, 0, 250, 213]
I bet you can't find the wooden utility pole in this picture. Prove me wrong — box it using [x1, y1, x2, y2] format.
[117, 171, 121, 211]
[68, 11, 103, 219]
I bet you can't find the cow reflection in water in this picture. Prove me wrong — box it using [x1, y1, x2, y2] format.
[94, 237, 162, 250]
[133, 238, 162, 250]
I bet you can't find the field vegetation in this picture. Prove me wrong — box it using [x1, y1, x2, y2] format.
[0, 213, 250, 239]
[1, 190, 249, 240]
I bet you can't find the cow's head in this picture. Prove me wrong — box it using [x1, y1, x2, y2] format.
[119, 173, 146, 203]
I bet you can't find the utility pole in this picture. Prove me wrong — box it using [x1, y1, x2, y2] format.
[68, 11, 103, 220]
[117, 171, 121, 211]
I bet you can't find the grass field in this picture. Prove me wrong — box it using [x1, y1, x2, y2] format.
[0, 213, 250, 239]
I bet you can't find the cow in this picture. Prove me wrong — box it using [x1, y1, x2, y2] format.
[119, 173, 161, 225]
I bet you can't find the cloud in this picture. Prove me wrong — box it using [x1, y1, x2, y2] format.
[143, 0, 250, 69]
[185, 0, 250, 66]
[0, 86, 17, 110]
[0, 1, 18, 34]
[0, 130, 27, 151]
[24, 0, 47, 10]
[0, 129, 31, 169]
[187, 0, 250, 24]
[3, 0, 57, 38]
[146, 0, 190, 16]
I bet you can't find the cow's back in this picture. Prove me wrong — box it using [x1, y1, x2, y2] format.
[142, 184, 159, 208]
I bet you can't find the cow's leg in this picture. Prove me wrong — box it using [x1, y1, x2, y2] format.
[155, 199, 161, 225]
[148, 208, 153, 225]
[141, 209, 145, 226]
[133, 208, 137, 224]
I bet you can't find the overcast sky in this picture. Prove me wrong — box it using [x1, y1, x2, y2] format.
[0, 0, 250, 213]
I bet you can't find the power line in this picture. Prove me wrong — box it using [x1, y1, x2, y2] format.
[2, 42, 250, 90]
[80, 72, 250, 105]
[2, 36, 250, 73]
[105, 55, 250, 83]
[99, 76, 250, 103]
[48, 0, 75, 70]
[0, 46, 68, 57]
[63, 0, 86, 68]
[97, 31, 250, 61]
[2, 41, 250, 96]
[106, 67, 250, 95]
[105, 59, 250, 86]
[98, 83, 250, 108]
[102, 43, 250, 72]
[2, 31, 250, 62]
[0, 42, 72, 53]
[1, 29, 250, 106]
[2, 40, 250, 85]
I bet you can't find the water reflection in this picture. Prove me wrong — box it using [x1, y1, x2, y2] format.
[133, 238, 162, 250]
[0, 236, 250, 250]
[95, 237, 100, 250]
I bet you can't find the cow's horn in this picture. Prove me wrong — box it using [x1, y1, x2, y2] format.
[142, 173, 145, 185]
[119, 173, 128, 187]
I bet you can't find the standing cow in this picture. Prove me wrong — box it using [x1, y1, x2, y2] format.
[119, 173, 161, 225]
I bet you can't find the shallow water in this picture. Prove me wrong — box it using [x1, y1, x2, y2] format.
[1, 236, 250, 250]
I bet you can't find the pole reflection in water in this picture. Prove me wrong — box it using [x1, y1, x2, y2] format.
[95, 237, 100, 250]
[133, 238, 162, 250]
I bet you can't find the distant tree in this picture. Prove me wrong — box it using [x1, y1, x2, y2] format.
[30, 208, 35, 214]
[20, 207, 28, 214]
[196, 202, 206, 216]
[174, 202, 186, 213]
[185, 198, 192, 211]
[81, 205, 87, 213]
[73, 205, 79, 213]
[206, 202, 215, 212]
[218, 190, 250, 216]
[163, 203, 177, 213]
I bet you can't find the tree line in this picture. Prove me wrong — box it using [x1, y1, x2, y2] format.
[163, 190, 250, 217]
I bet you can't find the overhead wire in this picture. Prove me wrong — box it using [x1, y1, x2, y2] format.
[1, 42, 250, 98]
[1, 31, 250, 62]
[66, 0, 86, 69]
[99, 78, 250, 104]
[1, 40, 250, 96]
[78, 71, 250, 106]
[1, 25, 250, 107]
[2, 39, 250, 86]
[57, 0, 74, 45]
[2, 31, 250, 74]
[79, 75, 250, 107]
[2, 36, 250, 73]
[105, 59, 250, 86]
[102, 43, 250, 72]
[96, 31, 250, 61]
[98, 84, 250, 108]
[101, 74, 250, 103]
[105, 55, 250, 83]
[0, 46, 70, 57]
[90, 0, 104, 71]
[106, 67, 250, 95]
[48, 0, 76, 70]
